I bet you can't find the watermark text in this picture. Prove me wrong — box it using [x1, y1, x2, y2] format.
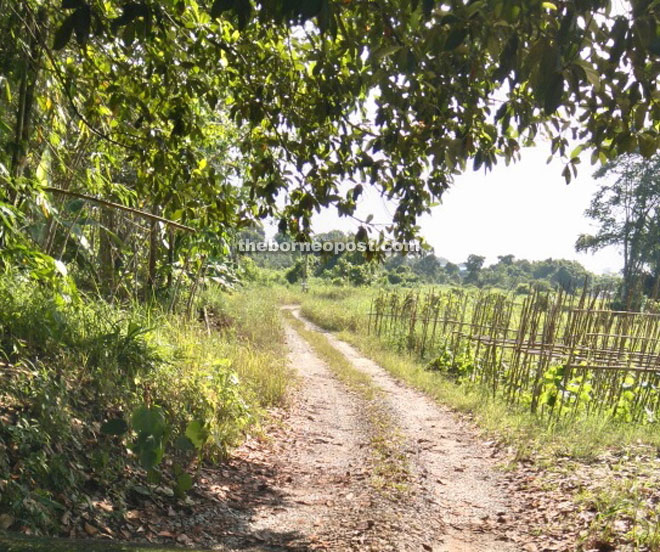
[237, 240, 421, 255]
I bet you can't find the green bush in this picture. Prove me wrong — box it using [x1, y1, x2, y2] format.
[0, 274, 289, 534]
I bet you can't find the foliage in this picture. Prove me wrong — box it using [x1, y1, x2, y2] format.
[464, 254, 486, 285]
[253, 228, 616, 293]
[577, 153, 660, 309]
[0, 275, 288, 534]
[4, 0, 660, 275]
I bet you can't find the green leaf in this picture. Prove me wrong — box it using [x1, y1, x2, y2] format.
[638, 134, 656, 158]
[139, 447, 160, 470]
[101, 418, 129, 436]
[543, 73, 564, 115]
[131, 484, 151, 496]
[372, 45, 401, 62]
[65, 199, 85, 213]
[634, 105, 646, 131]
[444, 28, 468, 51]
[473, 150, 483, 171]
[174, 472, 193, 497]
[609, 17, 628, 64]
[111, 3, 149, 35]
[36, 150, 50, 187]
[185, 420, 207, 449]
[131, 405, 166, 438]
[569, 144, 584, 160]
[53, 14, 76, 50]
[174, 435, 196, 452]
[73, 6, 92, 46]
[576, 61, 599, 87]
[493, 35, 518, 82]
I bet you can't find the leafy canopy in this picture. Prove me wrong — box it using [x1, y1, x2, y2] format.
[577, 153, 660, 305]
[5, 0, 660, 243]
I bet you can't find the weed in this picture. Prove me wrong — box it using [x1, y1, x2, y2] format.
[0, 274, 290, 533]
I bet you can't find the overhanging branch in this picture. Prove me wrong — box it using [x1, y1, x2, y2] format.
[45, 187, 196, 233]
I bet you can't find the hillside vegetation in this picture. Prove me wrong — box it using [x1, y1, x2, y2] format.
[0, 276, 288, 536]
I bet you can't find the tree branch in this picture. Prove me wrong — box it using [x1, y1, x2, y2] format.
[44, 187, 196, 233]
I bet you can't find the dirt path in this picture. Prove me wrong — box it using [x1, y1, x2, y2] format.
[233, 315, 451, 551]
[301, 314, 522, 552]
[234, 319, 377, 550]
[180, 308, 535, 551]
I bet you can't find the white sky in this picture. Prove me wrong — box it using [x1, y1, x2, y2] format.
[263, 3, 632, 276]
[295, 146, 623, 275]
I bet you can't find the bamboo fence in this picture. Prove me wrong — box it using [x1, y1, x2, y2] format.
[367, 287, 660, 422]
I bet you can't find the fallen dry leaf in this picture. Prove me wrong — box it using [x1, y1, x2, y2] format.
[84, 522, 99, 536]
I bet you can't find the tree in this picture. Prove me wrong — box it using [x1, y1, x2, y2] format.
[550, 260, 588, 293]
[236, 224, 266, 245]
[443, 261, 461, 284]
[5, 0, 660, 266]
[412, 254, 443, 282]
[464, 254, 486, 285]
[577, 154, 660, 308]
[497, 254, 515, 266]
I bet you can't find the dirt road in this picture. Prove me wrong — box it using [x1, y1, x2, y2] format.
[184, 308, 535, 551]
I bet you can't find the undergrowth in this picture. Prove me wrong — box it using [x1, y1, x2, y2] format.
[0, 274, 289, 535]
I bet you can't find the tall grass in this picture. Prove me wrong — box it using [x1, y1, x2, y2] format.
[199, 286, 291, 408]
[0, 273, 290, 534]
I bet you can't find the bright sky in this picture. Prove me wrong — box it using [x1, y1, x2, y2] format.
[263, 3, 631, 275]
[302, 146, 623, 275]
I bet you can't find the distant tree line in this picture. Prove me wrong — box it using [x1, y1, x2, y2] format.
[236, 227, 618, 294]
[240, 152, 660, 310]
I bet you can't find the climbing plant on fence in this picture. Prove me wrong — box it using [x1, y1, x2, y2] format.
[368, 287, 660, 423]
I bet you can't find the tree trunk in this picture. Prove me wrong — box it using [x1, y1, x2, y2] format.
[147, 205, 161, 298]
[99, 207, 116, 297]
